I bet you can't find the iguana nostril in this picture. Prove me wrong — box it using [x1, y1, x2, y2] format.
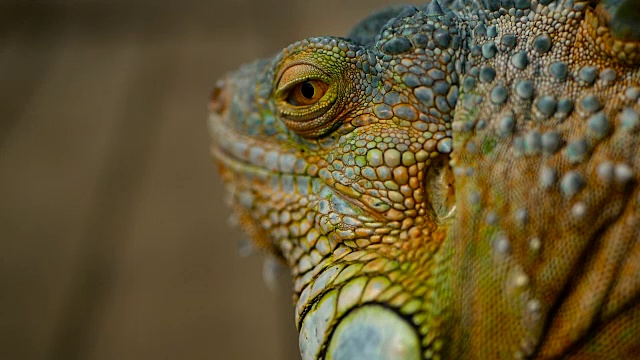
[210, 79, 228, 115]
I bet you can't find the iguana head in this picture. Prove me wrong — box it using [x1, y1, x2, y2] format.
[209, 5, 459, 359]
[210, 0, 640, 358]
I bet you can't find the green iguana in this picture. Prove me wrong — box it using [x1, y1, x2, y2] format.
[209, 0, 640, 358]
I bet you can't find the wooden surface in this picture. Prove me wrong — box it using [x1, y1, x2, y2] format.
[0, 1, 405, 358]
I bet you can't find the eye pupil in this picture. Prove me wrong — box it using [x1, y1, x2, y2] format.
[300, 81, 315, 99]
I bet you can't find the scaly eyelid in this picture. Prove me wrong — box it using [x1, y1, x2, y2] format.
[274, 61, 331, 99]
[270, 54, 349, 138]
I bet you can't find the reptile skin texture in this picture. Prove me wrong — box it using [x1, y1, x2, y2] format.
[208, 1, 640, 358]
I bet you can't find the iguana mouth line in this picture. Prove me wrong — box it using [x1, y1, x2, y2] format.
[213, 144, 389, 222]
[211, 145, 293, 178]
[210, 116, 308, 177]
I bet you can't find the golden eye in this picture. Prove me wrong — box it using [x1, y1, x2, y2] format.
[274, 62, 341, 138]
[286, 79, 329, 106]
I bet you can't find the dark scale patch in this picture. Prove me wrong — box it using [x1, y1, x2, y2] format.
[434, 28, 452, 49]
[480, 66, 497, 83]
[501, 34, 517, 49]
[415, 87, 434, 107]
[373, 104, 393, 120]
[587, 112, 610, 138]
[499, 116, 515, 134]
[541, 131, 561, 154]
[428, 68, 446, 80]
[501, 0, 516, 9]
[511, 51, 529, 70]
[422, 0, 445, 16]
[515, 80, 533, 99]
[436, 95, 451, 112]
[560, 171, 585, 198]
[383, 36, 412, 55]
[451, 34, 461, 50]
[557, 98, 574, 115]
[580, 94, 601, 114]
[412, 33, 428, 48]
[533, 34, 552, 53]
[394, 104, 418, 121]
[549, 61, 568, 79]
[409, 65, 426, 75]
[367, 53, 377, 66]
[566, 138, 590, 164]
[600, 68, 617, 82]
[447, 86, 459, 107]
[398, 5, 417, 18]
[625, 87, 640, 101]
[394, 64, 408, 74]
[434, 80, 451, 95]
[487, 25, 498, 38]
[463, 76, 476, 92]
[621, 107, 640, 130]
[482, 42, 498, 59]
[579, 66, 598, 84]
[419, 74, 434, 86]
[524, 130, 542, 154]
[384, 91, 401, 106]
[536, 96, 557, 118]
[487, 0, 501, 11]
[471, 44, 482, 57]
[491, 85, 508, 104]
[403, 73, 421, 88]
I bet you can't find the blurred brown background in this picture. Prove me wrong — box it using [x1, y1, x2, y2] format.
[0, 0, 406, 359]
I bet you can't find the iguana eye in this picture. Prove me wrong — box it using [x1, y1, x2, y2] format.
[276, 64, 331, 103]
[286, 80, 329, 106]
[274, 63, 341, 138]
